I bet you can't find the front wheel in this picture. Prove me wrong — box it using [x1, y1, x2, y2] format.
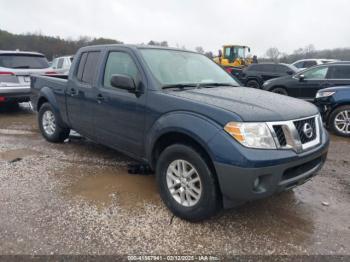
[156, 144, 221, 222]
[246, 79, 260, 89]
[38, 103, 70, 143]
[329, 105, 350, 137]
[271, 87, 288, 96]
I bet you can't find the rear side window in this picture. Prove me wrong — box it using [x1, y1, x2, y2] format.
[76, 53, 88, 80]
[247, 64, 258, 71]
[260, 64, 275, 72]
[293, 61, 303, 68]
[303, 61, 317, 68]
[0, 54, 49, 69]
[274, 65, 289, 73]
[76, 52, 101, 85]
[328, 66, 350, 79]
[103, 52, 139, 88]
[57, 58, 64, 69]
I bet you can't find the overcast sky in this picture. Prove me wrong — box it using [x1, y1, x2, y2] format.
[0, 0, 349, 56]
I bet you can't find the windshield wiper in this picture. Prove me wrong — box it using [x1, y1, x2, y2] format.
[161, 84, 197, 90]
[195, 83, 239, 88]
[13, 66, 30, 69]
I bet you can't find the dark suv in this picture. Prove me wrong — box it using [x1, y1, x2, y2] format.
[239, 63, 298, 89]
[262, 62, 350, 100]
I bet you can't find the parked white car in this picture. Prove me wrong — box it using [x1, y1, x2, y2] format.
[0, 50, 53, 104]
[50, 56, 74, 75]
[291, 59, 339, 71]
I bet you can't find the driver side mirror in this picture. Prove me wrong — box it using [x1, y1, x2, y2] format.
[298, 74, 305, 81]
[286, 70, 294, 75]
[110, 74, 136, 91]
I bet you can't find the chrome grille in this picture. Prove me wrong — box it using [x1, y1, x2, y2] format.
[267, 115, 321, 153]
[273, 125, 287, 146]
[294, 117, 317, 144]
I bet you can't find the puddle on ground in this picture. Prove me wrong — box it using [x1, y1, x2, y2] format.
[0, 148, 39, 161]
[65, 166, 159, 208]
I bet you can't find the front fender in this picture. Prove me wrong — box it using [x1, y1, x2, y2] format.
[145, 111, 222, 164]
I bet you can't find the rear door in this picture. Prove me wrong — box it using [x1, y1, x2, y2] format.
[274, 64, 291, 77]
[66, 51, 101, 138]
[260, 64, 279, 81]
[93, 49, 147, 158]
[297, 65, 329, 100]
[326, 65, 350, 87]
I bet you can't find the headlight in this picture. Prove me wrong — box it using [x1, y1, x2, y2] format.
[224, 122, 276, 149]
[316, 91, 335, 98]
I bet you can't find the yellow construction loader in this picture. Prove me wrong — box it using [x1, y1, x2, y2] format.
[214, 45, 252, 68]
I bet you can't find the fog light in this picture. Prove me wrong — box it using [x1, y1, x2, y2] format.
[253, 177, 260, 190]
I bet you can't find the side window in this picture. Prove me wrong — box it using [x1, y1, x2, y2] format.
[329, 66, 350, 79]
[51, 58, 58, 69]
[262, 64, 275, 72]
[81, 52, 101, 85]
[246, 65, 258, 71]
[293, 62, 303, 68]
[76, 53, 88, 81]
[103, 52, 139, 88]
[303, 66, 328, 80]
[63, 58, 70, 68]
[303, 61, 317, 68]
[274, 65, 289, 73]
[57, 58, 64, 69]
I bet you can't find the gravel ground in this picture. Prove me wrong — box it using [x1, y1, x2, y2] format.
[0, 103, 349, 256]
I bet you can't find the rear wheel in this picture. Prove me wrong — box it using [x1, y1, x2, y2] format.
[246, 79, 260, 89]
[329, 105, 350, 137]
[271, 87, 288, 96]
[156, 144, 221, 222]
[38, 103, 70, 142]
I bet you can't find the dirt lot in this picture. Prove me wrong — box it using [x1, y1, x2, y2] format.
[0, 103, 349, 256]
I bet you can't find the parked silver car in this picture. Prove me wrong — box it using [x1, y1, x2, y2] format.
[50, 55, 74, 75]
[0, 50, 53, 104]
[291, 59, 339, 71]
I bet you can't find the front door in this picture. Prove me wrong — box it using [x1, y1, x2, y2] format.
[297, 65, 329, 100]
[93, 50, 147, 158]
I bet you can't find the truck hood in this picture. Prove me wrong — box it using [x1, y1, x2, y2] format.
[168, 87, 319, 122]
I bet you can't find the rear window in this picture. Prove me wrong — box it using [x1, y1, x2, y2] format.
[0, 54, 49, 69]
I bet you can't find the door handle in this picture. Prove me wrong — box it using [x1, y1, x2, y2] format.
[96, 94, 105, 104]
[70, 88, 78, 96]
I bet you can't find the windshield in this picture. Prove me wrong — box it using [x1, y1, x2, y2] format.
[140, 49, 239, 86]
[233, 47, 245, 58]
[0, 54, 49, 69]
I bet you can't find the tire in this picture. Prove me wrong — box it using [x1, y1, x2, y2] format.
[271, 87, 288, 96]
[156, 144, 221, 222]
[246, 79, 260, 89]
[38, 103, 70, 143]
[328, 105, 350, 137]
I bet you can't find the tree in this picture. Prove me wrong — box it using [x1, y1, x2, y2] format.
[147, 40, 168, 47]
[265, 47, 280, 62]
[195, 46, 205, 54]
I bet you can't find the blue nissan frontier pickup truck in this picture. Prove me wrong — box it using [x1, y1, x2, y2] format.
[31, 45, 329, 221]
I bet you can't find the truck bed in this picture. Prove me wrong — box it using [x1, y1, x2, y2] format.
[30, 74, 68, 112]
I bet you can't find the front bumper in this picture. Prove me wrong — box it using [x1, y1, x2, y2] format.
[214, 133, 329, 208]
